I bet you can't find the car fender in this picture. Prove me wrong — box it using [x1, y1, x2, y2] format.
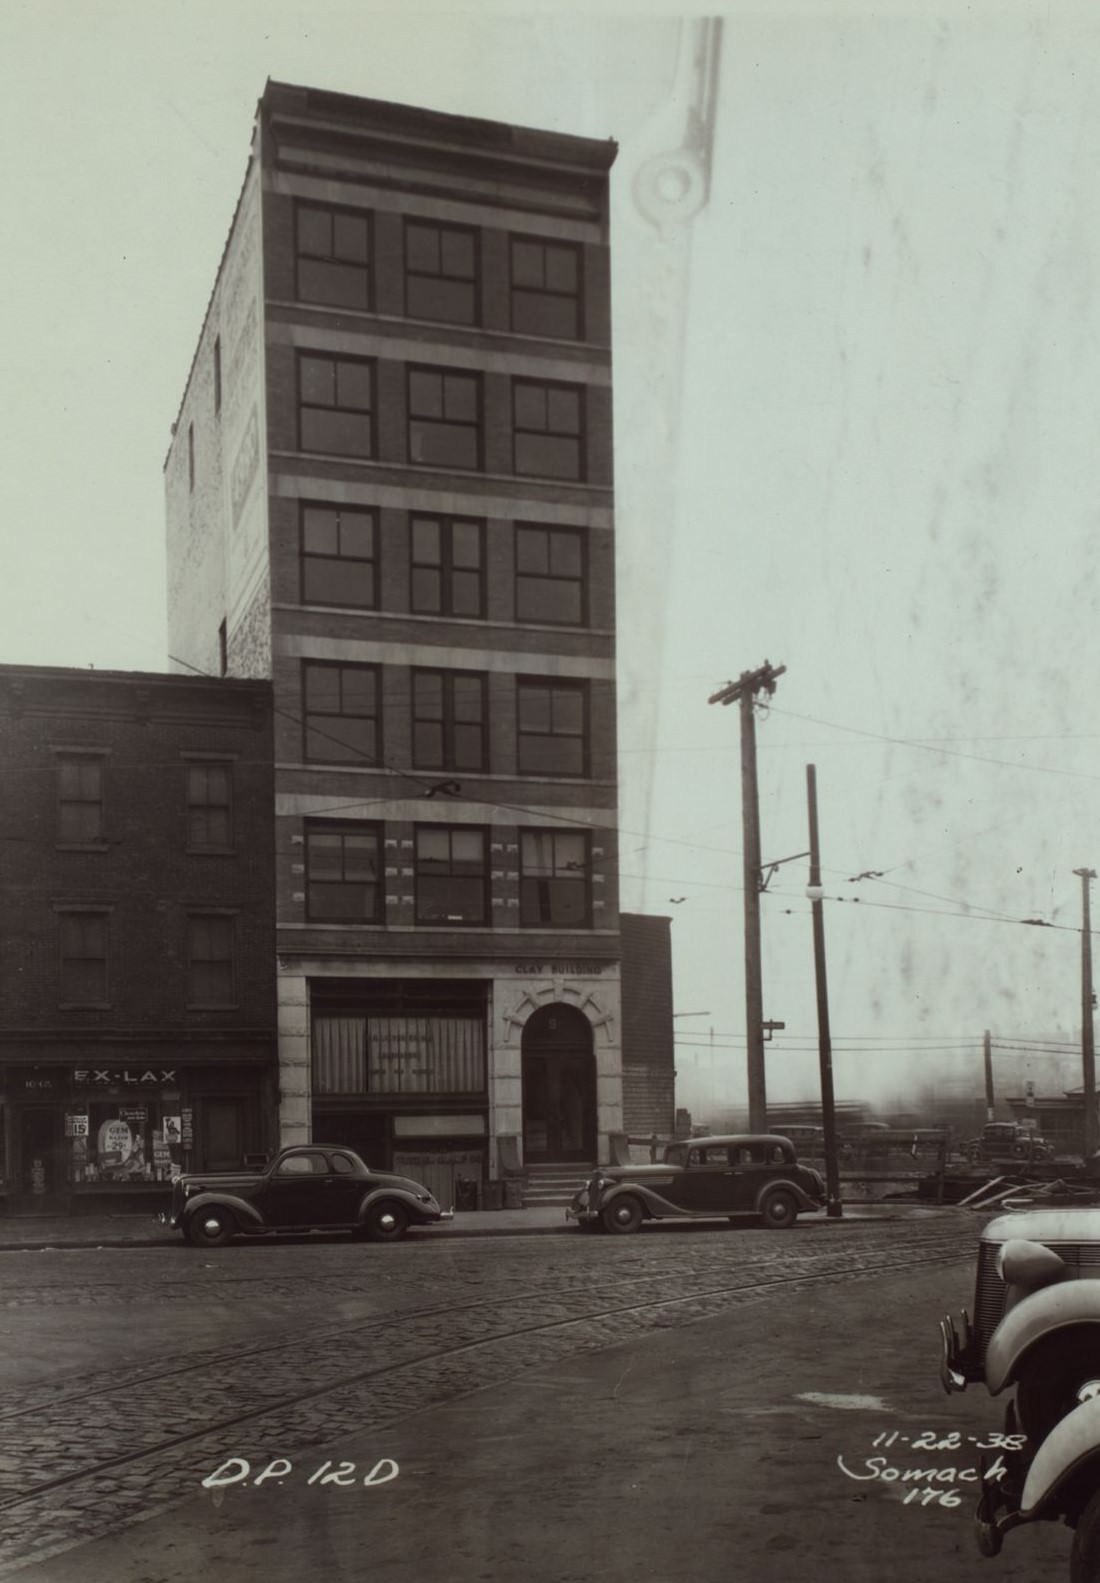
[181, 1191, 265, 1231]
[985, 1280, 1100, 1394]
[753, 1176, 821, 1214]
[1020, 1396, 1100, 1518]
[357, 1185, 433, 1223]
[596, 1182, 682, 1220]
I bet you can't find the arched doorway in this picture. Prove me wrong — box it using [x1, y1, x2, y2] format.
[521, 1004, 597, 1163]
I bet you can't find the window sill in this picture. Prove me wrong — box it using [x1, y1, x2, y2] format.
[185, 1004, 241, 1013]
[55, 843, 110, 854]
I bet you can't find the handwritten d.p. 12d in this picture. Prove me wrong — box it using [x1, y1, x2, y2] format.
[201, 1457, 399, 1489]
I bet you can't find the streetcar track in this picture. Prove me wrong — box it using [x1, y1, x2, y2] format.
[0, 1241, 969, 1517]
[0, 1231, 971, 1426]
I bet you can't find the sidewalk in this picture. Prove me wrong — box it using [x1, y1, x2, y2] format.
[0, 1198, 957, 1251]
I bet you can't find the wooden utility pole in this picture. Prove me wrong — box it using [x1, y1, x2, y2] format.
[983, 1028, 994, 1121]
[1075, 867, 1098, 1157]
[709, 661, 785, 1131]
[806, 764, 842, 1218]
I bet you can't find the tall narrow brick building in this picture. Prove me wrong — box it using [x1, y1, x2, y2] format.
[164, 82, 621, 1198]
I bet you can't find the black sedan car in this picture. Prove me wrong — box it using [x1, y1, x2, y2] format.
[567, 1134, 825, 1234]
[160, 1144, 452, 1246]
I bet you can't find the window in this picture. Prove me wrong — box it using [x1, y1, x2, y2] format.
[302, 662, 380, 764]
[300, 504, 377, 609]
[306, 821, 382, 922]
[59, 912, 109, 1005]
[520, 830, 590, 927]
[57, 756, 104, 844]
[186, 763, 233, 850]
[407, 367, 481, 470]
[405, 220, 478, 325]
[516, 679, 588, 777]
[186, 914, 235, 1006]
[415, 826, 488, 925]
[213, 336, 222, 415]
[515, 525, 587, 625]
[412, 671, 487, 772]
[276, 1151, 328, 1176]
[296, 204, 371, 309]
[513, 379, 585, 480]
[410, 515, 484, 617]
[510, 237, 583, 339]
[298, 354, 374, 458]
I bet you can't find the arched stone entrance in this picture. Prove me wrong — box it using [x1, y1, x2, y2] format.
[521, 1004, 597, 1163]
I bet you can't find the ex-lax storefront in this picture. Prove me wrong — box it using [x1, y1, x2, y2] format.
[0, 1051, 277, 1216]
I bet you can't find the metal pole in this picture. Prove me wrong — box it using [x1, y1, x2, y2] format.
[741, 688, 766, 1131]
[1075, 868, 1098, 1158]
[983, 1028, 994, 1122]
[806, 764, 842, 1218]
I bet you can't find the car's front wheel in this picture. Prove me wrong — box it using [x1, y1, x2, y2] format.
[1072, 1488, 1100, 1582]
[185, 1207, 236, 1248]
[362, 1200, 409, 1243]
[601, 1195, 643, 1234]
[759, 1190, 798, 1230]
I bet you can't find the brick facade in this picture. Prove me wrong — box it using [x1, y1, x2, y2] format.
[0, 666, 277, 1213]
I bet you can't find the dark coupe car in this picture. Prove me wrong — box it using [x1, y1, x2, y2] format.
[567, 1134, 826, 1234]
[159, 1144, 452, 1246]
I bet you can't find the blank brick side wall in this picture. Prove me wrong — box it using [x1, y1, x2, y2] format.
[620, 913, 675, 1134]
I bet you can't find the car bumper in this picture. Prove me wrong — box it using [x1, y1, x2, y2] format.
[566, 1203, 599, 1224]
[155, 1211, 182, 1229]
[939, 1307, 979, 1393]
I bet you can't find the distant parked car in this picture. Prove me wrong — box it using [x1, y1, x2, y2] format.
[159, 1145, 452, 1246]
[566, 1134, 825, 1234]
[965, 1122, 1055, 1165]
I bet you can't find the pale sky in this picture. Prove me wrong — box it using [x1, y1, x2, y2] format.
[5, 0, 1100, 1118]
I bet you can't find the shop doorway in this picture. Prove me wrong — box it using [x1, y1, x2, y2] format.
[521, 1005, 596, 1163]
[11, 1106, 66, 1215]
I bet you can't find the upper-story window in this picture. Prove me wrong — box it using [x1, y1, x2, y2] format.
[520, 830, 590, 927]
[415, 825, 488, 926]
[412, 670, 488, 773]
[300, 504, 377, 609]
[305, 821, 382, 923]
[186, 762, 233, 851]
[515, 525, 587, 626]
[516, 679, 588, 777]
[298, 354, 374, 458]
[302, 661, 381, 765]
[407, 366, 481, 470]
[57, 755, 105, 845]
[405, 220, 479, 325]
[510, 237, 583, 339]
[186, 913, 236, 1007]
[410, 515, 484, 619]
[513, 379, 585, 481]
[59, 910, 109, 1006]
[296, 204, 371, 310]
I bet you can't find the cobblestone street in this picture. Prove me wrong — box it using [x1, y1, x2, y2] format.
[0, 1212, 1008, 1580]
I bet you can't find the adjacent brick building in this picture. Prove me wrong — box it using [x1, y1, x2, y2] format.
[164, 82, 623, 1199]
[0, 665, 276, 1214]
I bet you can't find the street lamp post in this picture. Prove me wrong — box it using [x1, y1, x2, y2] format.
[806, 764, 842, 1219]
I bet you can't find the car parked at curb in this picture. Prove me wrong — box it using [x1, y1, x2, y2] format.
[158, 1144, 453, 1247]
[566, 1133, 825, 1234]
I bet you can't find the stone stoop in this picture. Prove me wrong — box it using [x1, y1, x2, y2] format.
[521, 1163, 596, 1208]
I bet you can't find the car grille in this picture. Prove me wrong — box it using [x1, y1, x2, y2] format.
[974, 1237, 1100, 1354]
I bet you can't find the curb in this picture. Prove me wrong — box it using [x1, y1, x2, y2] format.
[0, 1206, 951, 1253]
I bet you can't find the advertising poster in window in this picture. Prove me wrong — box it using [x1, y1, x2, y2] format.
[6, 6, 1098, 1583]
